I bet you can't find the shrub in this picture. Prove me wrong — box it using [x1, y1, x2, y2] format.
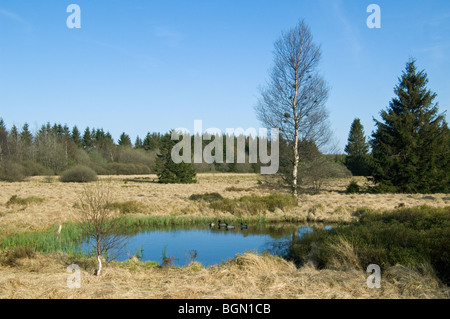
[0, 161, 26, 182]
[107, 163, 151, 175]
[21, 160, 54, 176]
[60, 165, 98, 183]
[346, 180, 360, 194]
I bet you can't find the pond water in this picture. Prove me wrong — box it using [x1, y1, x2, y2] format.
[82, 223, 332, 267]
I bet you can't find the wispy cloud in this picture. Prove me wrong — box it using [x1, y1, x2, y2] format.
[420, 13, 450, 67]
[0, 7, 32, 32]
[154, 26, 182, 47]
[331, 1, 362, 65]
[80, 37, 160, 69]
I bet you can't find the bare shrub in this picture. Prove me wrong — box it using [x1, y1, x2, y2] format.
[78, 182, 127, 275]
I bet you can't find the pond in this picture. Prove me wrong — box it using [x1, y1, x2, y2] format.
[82, 223, 333, 267]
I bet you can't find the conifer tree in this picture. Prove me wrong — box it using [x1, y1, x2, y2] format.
[20, 123, 33, 147]
[134, 136, 143, 149]
[71, 126, 82, 147]
[344, 118, 371, 176]
[371, 59, 449, 193]
[118, 132, 132, 147]
[0, 118, 8, 161]
[82, 127, 93, 151]
[155, 132, 196, 184]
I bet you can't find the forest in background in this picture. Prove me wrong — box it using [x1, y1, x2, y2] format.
[0, 119, 350, 184]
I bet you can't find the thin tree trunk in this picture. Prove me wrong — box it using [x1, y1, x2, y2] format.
[292, 62, 301, 197]
[96, 239, 102, 276]
[96, 255, 102, 276]
[292, 140, 299, 197]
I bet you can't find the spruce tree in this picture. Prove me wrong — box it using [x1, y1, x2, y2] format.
[20, 123, 33, 147]
[134, 136, 143, 149]
[0, 119, 7, 161]
[118, 132, 132, 147]
[155, 132, 196, 184]
[143, 132, 161, 151]
[71, 126, 82, 147]
[344, 118, 371, 176]
[82, 127, 93, 151]
[371, 59, 449, 193]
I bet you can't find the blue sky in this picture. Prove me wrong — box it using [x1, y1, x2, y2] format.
[0, 0, 449, 153]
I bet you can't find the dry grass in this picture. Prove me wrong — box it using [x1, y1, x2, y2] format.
[1, 174, 448, 236]
[0, 173, 449, 299]
[0, 252, 448, 299]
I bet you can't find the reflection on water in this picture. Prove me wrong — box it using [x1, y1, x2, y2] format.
[82, 223, 332, 267]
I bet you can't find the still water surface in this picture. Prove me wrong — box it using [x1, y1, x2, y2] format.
[83, 223, 332, 267]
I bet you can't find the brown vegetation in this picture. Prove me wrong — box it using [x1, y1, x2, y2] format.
[0, 173, 449, 299]
[0, 252, 447, 299]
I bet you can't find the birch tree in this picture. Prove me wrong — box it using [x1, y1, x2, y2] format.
[255, 20, 331, 196]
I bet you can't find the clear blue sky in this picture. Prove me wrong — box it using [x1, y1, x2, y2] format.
[1, 0, 449, 153]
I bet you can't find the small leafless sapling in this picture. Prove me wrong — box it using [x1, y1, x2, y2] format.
[78, 182, 126, 276]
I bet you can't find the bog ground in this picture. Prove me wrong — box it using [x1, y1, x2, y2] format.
[0, 173, 449, 299]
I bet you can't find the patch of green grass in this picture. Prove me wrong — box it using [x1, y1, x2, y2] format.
[6, 195, 46, 207]
[0, 222, 85, 255]
[287, 205, 450, 285]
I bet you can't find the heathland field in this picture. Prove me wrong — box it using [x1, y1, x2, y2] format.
[0, 173, 449, 298]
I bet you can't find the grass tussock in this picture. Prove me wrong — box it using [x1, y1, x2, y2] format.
[106, 201, 148, 215]
[5, 195, 46, 207]
[189, 192, 224, 202]
[288, 206, 450, 285]
[0, 246, 36, 266]
[190, 192, 297, 216]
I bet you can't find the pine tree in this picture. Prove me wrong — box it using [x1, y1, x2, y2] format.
[155, 132, 196, 184]
[71, 126, 82, 147]
[134, 136, 143, 149]
[82, 127, 93, 151]
[20, 123, 33, 147]
[0, 118, 8, 161]
[143, 132, 161, 151]
[344, 118, 371, 176]
[371, 59, 449, 193]
[118, 132, 132, 147]
[20, 123, 34, 161]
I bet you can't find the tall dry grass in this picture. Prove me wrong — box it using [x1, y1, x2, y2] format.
[0, 252, 448, 299]
[1, 174, 449, 236]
